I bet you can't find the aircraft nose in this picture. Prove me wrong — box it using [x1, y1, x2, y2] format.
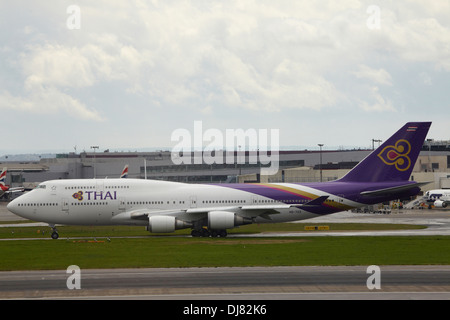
[7, 198, 30, 220]
[6, 199, 18, 214]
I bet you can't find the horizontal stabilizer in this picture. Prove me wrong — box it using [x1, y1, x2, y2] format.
[360, 182, 431, 197]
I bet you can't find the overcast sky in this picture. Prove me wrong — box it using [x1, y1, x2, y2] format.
[1, 1, 449, 154]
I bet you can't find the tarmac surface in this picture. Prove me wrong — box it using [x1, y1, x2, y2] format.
[1, 266, 450, 300]
[1, 202, 450, 300]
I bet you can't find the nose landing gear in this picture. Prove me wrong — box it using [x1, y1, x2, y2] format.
[49, 224, 59, 239]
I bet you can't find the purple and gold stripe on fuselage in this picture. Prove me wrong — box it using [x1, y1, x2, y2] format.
[219, 183, 354, 213]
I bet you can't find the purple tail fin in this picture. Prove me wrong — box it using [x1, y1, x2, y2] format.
[339, 122, 431, 182]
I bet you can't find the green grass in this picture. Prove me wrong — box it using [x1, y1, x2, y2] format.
[0, 223, 445, 271]
[1, 235, 449, 270]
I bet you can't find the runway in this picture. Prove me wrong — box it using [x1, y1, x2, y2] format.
[1, 266, 450, 300]
[2, 203, 450, 300]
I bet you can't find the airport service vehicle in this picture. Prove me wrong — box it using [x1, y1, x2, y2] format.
[7, 122, 431, 239]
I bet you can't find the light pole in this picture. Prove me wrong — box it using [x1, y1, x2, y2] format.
[372, 139, 382, 150]
[318, 144, 324, 182]
[91, 146, 99, 178]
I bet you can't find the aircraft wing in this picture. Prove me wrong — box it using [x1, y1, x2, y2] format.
[112, 197, 330, 224]
[112, 208, 188, 222]
[186, 196, 328, 216]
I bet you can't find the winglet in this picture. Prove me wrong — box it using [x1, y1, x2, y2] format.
[293, 195, 329, 207]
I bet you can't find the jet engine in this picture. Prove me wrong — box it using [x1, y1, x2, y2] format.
[207, 211, 252, 230]
[147, 215, 191, 233]
[434, 200, 447, 208]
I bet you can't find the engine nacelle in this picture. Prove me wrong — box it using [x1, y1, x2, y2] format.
[208, 211, 252, 230]
[147, 215, 191, 233]
[434, 200, 447, 208]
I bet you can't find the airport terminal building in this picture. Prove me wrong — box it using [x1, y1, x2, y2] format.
[2, 140, 450, 198]
[1, 148, 370, 188]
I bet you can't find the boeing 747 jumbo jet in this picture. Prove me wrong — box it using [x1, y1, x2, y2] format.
[8, 122, 431, 239]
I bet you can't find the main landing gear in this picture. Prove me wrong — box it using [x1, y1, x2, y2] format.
[49, 224, 59, 239]
[191, 228, 228, 238]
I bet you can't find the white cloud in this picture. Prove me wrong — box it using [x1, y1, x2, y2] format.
[22, 44, 95, 88]
[353, 65, 393, 86]
[358, 86, 396, 113]
[419, 72, 432, 86]
[371, 8, 450, 71]
[1, 1, 450, 151]
[0, 82, 103, 122]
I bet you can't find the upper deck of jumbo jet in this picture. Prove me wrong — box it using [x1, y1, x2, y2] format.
[36, 178, 189, 190]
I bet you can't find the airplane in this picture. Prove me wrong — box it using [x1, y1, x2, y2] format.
[0, 168, 25, 198]
[423, 189, 450, 208]
[7, 122, 431, 239]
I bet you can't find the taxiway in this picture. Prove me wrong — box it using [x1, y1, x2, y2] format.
[2, 202, 450, 299]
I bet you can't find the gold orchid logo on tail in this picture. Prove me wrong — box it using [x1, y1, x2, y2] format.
[377, 139, 412, 171]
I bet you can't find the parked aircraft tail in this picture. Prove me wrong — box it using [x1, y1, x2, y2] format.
[120, 165, 129, 178]
[0, 168, 6, 186]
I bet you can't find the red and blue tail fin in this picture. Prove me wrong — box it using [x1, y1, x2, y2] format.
[0, 168, 6, 186]
[338, 122, 431, 183]
[120, 165, 129, 178]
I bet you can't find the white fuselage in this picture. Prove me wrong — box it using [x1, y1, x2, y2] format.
[424, 189, 450, 201]
[7, 178, 359, 227]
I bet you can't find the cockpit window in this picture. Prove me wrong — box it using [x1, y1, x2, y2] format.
[36, 184, 47, 189]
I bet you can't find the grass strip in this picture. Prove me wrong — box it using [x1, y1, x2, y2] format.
[0, 235, 449, 270]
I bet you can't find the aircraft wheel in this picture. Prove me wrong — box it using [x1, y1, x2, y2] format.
[210, 229, 227, 237]
[201, 228, 210, 237]
[191, 229, 201, 237]
[49, 224, 59, 239]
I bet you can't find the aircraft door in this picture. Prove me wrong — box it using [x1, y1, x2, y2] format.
[118, 197, 126, 211]
[96, 181, 104, 191]
[190, 196, 197, 208]
[62, 199, 69, 212]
